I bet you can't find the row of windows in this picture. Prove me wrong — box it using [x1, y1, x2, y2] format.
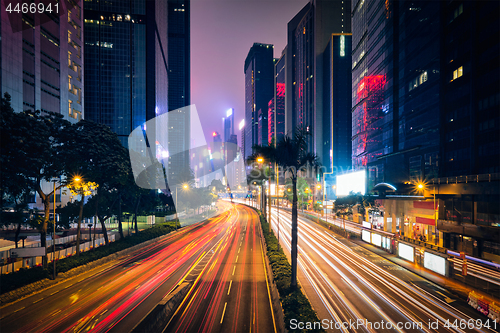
[478, 141, 499, 157]
[446, 148, 469, 162]
[40, 27, 60, 47]
[478, 93, 500, 110]
[478, 119, 496, 132]
[41, 87, 60, 99]
[451, 66, 463, 81]
[408, 71, 428, 91]
[446, 105, 469, 122]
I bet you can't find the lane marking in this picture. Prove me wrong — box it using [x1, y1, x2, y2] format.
[238, 248, 240, 254]
[232, 266, 236, 275]
[227, 280, 232, 295]
[33, 298, 43, 304]
[220, 302, 227, 324]
[236, 255, 238, 263]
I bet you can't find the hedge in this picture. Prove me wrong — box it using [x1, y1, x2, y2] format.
[0, 222, 179, 295]
[257, 210, 325, 333]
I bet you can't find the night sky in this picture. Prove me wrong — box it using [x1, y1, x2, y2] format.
[191, 0, 309, 142]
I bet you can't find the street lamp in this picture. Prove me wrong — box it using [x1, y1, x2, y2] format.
[415, 182, 439, 245]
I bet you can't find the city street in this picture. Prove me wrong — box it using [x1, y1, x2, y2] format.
[165, 203, 276, 333]
[0, 202, 275, 332]
[269, 208, 498, 333]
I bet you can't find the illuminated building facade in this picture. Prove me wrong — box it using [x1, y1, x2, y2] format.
[285, 0, 351, 165]
[323, 33, 352, 198]
[167, 0, 191, 180]
[273, 53, 286, 143]
[352, 0, 499, 261]
[351, 0, 441, 190]
[244, 43, 274, 159]
[1, 1, 83, 123]
[84, 0, 168, 147]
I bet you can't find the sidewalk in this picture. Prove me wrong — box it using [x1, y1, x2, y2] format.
[339, 227, 500, 305]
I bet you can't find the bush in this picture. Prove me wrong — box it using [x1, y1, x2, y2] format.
[257, 210, 324, 333]
[0, 224, 177, 295]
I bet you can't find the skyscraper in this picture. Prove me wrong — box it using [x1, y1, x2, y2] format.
[167, 0, 191, 181]
[351, 0, 499, 188]
[244, 43, 274, 159]
[223, 108, 235, 143]
[1, 1, 84, 122]
[323, 33, 352, 197]
[274, 52, 286, 143]
[84, 0, 168, 147]
[285, 0, 351, 165]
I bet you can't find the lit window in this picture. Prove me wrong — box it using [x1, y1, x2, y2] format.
[68, 100, 73, 116]
[68, 31, 71, 43]
[68, 75, 72, 91]
[452, 66, 463, 81]
[68, 10, 71, 22]
[68, 51, 72, 67]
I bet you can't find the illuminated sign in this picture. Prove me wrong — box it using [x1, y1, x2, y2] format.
[239, 119, 245, 130]
[362, 230, 371, 243]
[424, 252, 446, 276]
[226, 108, 233, 117]
[398, 243, 414, 262]
[336, 170, 366, 196]
[371, 233, 382, 247]
[340, 35, 345, 57]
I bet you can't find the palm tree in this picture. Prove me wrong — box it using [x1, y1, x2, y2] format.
[248, 128, 320, 289]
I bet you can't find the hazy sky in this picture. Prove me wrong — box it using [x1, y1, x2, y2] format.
[191, 0, 309, 142]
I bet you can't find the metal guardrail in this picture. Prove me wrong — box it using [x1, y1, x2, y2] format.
[399, 235, 447, 253]
[430, 173, 500, 184]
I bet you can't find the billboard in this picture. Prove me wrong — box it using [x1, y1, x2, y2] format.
[362, 230, 371, 243]
[424, 252, 446, 276]
[371, 233, 382, 247]
[336, 170, 366, 197]
[398, 243, 414, 262]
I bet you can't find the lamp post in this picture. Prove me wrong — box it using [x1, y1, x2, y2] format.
[416, 182, 439, 245]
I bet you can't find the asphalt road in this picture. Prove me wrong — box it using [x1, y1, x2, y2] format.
[164, 203, 276, 333]
[269, 208, 499, 333]
[0, 201, 267, 333]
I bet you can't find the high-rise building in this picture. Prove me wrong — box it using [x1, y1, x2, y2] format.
[351, 0, 499, 260]
[274, 52, 286, 143]
[244, 43, 274, 159]
[1, 2, 84, 211]
[323, 33, 352, 197]
[285, 0, 351, 166]
[223, 108, 234, 142]
[351, 0, 499, 188]
[167, 0, 191, 181]
[84, 0, 169, 147]
[1, 1, 84, 122]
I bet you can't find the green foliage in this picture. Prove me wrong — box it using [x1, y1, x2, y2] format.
[0, 224, 176, 294]
[257, 210, 324, 333]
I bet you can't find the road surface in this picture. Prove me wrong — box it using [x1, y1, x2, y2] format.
[269, 208, 498, 333]
[164, 203, 276, 333]
[0, 202, 275, 333]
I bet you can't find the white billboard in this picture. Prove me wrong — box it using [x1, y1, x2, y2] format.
[362, 230, 371, 243]
[398, 243, 414, 262]
[424, 252, 446, 276]
[336, 170, 366, 196]
[371, 233, 382, 247]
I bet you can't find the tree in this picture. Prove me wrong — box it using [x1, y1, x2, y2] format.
[1, 94, 72, 267]
[62, 120, 131, 244]
[248, 128, 320, 289]
[67, 179, 98, 256]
